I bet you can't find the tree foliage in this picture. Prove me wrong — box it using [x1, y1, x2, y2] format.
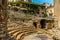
[9, 1, 46, 13]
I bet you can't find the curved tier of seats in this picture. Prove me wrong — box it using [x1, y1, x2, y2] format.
[8, 27, 36, 40]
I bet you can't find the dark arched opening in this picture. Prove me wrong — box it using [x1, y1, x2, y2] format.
[40, 19, 46, 29]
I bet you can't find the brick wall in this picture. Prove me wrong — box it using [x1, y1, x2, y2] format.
[0, 0, 7, 40]
[54, 0, 60, 28]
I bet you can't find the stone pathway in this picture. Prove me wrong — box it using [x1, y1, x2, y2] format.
[22, 33, 53, 40]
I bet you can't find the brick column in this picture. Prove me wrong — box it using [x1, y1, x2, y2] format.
[0, 0, 7, 40]
[0, 10, 7, 40]
[54, 0, 60, 28]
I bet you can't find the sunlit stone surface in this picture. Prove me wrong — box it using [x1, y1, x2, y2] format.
[22, 33, 53, 40]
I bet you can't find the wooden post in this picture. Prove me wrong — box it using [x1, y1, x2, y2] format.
[0, 0, 7, 40]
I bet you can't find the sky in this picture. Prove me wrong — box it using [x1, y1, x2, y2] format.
[32, 0, 54, 5]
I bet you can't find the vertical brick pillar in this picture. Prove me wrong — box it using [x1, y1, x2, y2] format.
[54, 0, 60, 28]
[0, 10, 7, 40]
[0, 0, 7, 40]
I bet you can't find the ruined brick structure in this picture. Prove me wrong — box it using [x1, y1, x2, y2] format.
[0, 0, 7, 40]
[54, 0, 60, 28]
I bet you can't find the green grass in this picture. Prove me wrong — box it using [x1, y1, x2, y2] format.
[24, 15, 33, 19]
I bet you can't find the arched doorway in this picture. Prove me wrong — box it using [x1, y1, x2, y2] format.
[40, 19, 46, 29]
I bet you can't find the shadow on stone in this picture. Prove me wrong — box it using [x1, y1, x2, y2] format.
[6, 34, 16, 40]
